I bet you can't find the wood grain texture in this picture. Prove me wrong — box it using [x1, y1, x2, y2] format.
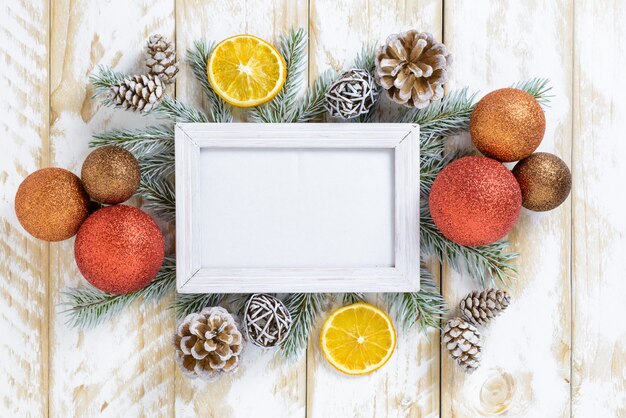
[572, 1, 626, 416]
[174, 1, 307, 416]
[441, 1, 573, 416]
[307, 1, 442, 417]
[49, 1, 176, 416]
[0, 1, 49, 416]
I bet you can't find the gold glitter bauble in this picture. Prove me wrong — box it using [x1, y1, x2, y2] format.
[512, 152, 571, 211]
[470, 88, 546, 162]
[15, 168, 90, 241]
[81, 146, 140, 204]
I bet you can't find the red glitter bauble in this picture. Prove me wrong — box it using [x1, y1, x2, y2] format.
[429, 156, 522, 247]
[74, 205, 164, 294]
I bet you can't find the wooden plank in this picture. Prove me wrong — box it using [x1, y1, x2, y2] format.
[0, 1, 49, 416]
[306, 1, 442, 417]
[174, 1, 308, 416]
[572, 1, 626, 416]
[441, 1, 573, 416]
[49, 1, 176, 416]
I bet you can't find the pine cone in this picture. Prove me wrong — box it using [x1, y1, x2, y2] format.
[460, 288, 511, 326]
[244, 294, 292, 348]
[325, 69, 379, 119]
[146, 34, 179, 83]
[111, 74, 164, 112]
[443, 317, 482, 373]
[173, 306, 243, 382]
[375, 30, 451, 108]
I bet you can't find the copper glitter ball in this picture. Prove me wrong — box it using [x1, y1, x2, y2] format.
[429, 156, 522, 247]
[15, 167, 90, 241]
[81, 146, 140, 204]
[470, 88, 546, 162]
[74, 205, 164, 294]
[512, 152, 571, 212]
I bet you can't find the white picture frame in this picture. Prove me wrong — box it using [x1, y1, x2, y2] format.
[175, 123, 420, 293]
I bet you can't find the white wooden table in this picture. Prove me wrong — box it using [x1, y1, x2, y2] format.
[1, 0, 625, 416]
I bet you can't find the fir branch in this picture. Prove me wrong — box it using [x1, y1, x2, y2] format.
[61, 257, 176, 329]
[250, 28, 308, 123]
[385, 263, 447, 332]
[89, 65, 126, 104]
[398, 87, 477, 138]
[138, 177, 176, 223]
[187, 40, 233, 122]
[290, 70, 335, 123]
[153, 95, 209, 123]
[139, 151, 175, 181]
[280, 293, 327, 359]
[353, 44, 377, 73]
[420, 201, 518, 287]
[342, 293, 365, 305]
[511, 77, 553, 106]
[172, 293, 226, 321]
[90, 125, 174, 156]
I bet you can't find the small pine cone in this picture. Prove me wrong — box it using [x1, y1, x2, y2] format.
[443, 317, 482, 373]
[375, 30, 451, 108]
[146, 34, 179, 83]
[111, 74, 164, 112]
[244, 294, 292, 348]
[460, 288, 511, 326]
[325, 69, 379, 119]
[173, 306, 243, 382]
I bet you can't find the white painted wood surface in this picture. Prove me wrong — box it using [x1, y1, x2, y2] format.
[0, 0, 624, 417]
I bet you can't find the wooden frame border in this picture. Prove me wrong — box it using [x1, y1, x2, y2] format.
[175, 123, 420, 293]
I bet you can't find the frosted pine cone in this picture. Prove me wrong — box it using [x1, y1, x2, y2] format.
[111, 74, 164, 112]
[375, 30, 451, 108]
[173, 306, 243, 382]
[146, 34, 179, 84]
[460, 288, 511, 326]
[443, 317, 482, 373]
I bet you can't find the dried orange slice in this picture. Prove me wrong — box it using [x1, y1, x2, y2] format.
[207, 34, 286, 108]
[320, 302, 396, 376]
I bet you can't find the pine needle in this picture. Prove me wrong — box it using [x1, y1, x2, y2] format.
[89, 65, 126, 103]
[139, 151, 175, 181]
[342, 293, 365, 305]
[61, 257, 176, 329]
[138, 177, 176, 223]
[172, 293, 226, 321]
[153, 95, 209, 123]
[280, 293, 327, 359]
[511, 77, 553, 106]
[187, 40, 233, 122]
[385, 263, 447, 332]
[90, 125, 174, 156]
[290, 70, 335, 123]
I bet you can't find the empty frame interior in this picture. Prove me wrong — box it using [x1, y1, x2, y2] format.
[199, 147, 395, 269]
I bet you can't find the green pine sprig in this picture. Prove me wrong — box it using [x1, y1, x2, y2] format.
[61, 257, 176, 329]
[172, 293, 226, 321]
[280, 293, 327, 359]
[90, 125, 174, 156]
[385, 263, 447, 332]
[187, 40, 233, 123]
[138, 177, 176, 223]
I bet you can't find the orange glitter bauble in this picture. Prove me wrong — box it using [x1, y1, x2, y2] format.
[74, 205, 164, 294]
[15, 167, 90, 241]
[429, 156, 522, 247]
[470, 88, 546, 162]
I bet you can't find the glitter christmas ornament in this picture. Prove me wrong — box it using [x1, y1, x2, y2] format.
[15, 167, 90, 241]
[512, 152, 571, 211]
[81, 146, 140, 204]
[470, 88, 545, 162]
[429, 156, 522, 247]
[74, 205, 164, 294]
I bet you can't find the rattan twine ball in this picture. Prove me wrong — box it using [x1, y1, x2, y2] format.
[243, 294, 292, 348]
[81, 146, 140, 204]
[325, 69, 379, 119]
